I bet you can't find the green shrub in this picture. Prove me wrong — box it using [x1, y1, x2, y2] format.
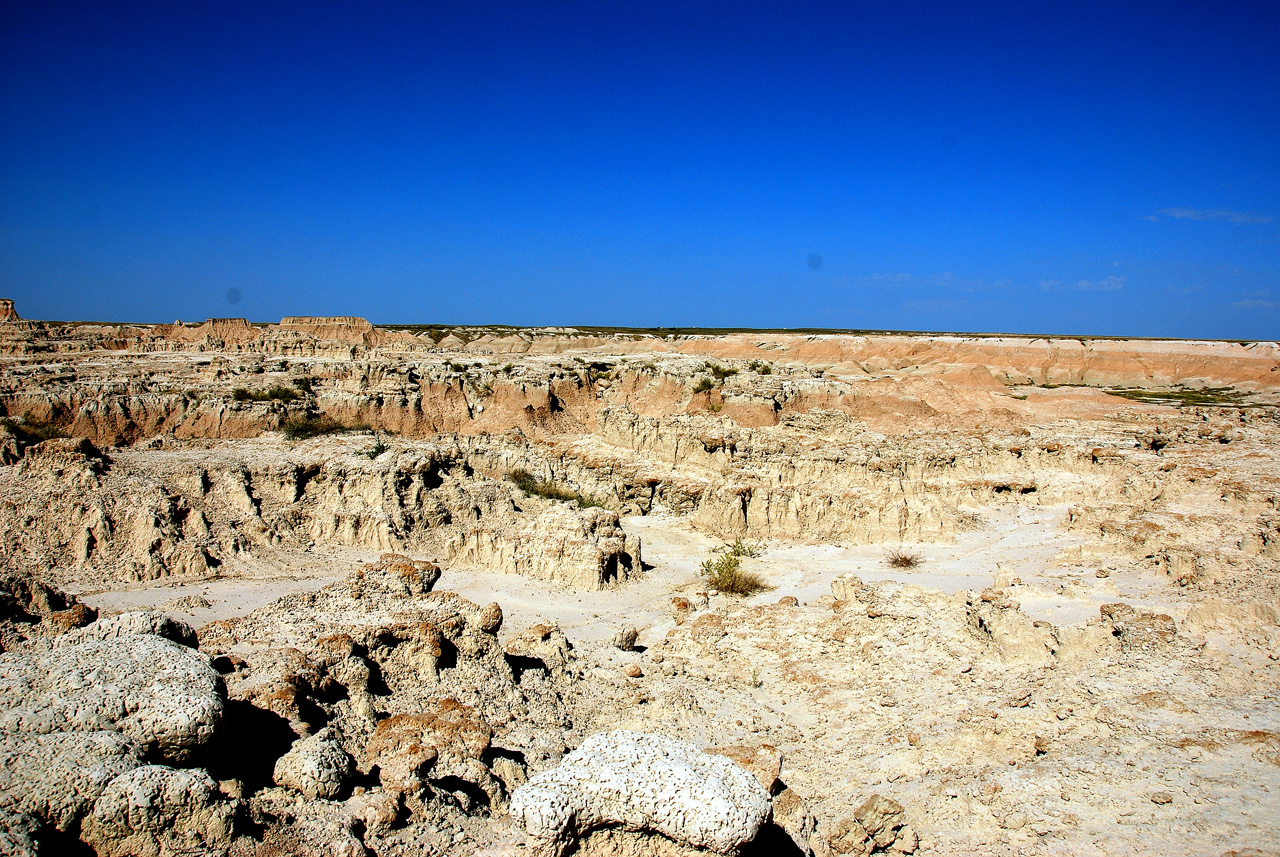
[748, 360, 773, 375]
[693, 377, 715, 394]
[705, 362, 738, 381]
[699, 552, 770, 596]
[508, 468, 601, 507]
[282, 415, 363, 440]
[232, 385, 301, 403]
[359, 438, 389, 459]
[727, 538, 764, 558]
[292, 377, 316, 395]
[1, 414, 66, 443]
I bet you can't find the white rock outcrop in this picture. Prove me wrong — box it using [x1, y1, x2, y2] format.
[509, 730, 771, 855]
[0, 632, 223, 761]
[273, 728, 355, 800]
[59, 609, 198, 648]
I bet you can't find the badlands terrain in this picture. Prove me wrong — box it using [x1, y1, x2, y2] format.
[1, 300, 1278, 856]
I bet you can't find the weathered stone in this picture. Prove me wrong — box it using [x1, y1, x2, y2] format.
[0, 633, 223, 761]
[510, 730, 771, 856]
[80, 765, 237, 857]
[0, 730, 143, 832]
[274, 728, 355, 800]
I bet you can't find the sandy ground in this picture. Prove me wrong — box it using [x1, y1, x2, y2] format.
[83, 505, 1186, 650]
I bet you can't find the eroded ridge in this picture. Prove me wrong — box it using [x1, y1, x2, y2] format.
[0, 301, 1277, 855]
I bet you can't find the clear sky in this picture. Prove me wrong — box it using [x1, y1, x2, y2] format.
[2, 1, 1277, 338]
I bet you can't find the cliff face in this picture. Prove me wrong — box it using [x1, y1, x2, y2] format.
[1, 308, 1277, 595]
[2, 302, 1279, 856]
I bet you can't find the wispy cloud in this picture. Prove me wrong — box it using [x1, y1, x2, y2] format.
[1153, 207, 1273, 224]
[1233, 299, 1277, 310]
[1075, 276, 1125, 291]
[860, 273, 913, 284]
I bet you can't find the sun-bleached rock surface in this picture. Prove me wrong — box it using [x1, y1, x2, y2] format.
[0, 631, 222, 760]
[59, 609, 198, 647]
[510, 730, 772, 855]
[273, 728, 356, 800]
[80, 765, 237, 857]
[0, 730, 143, 832]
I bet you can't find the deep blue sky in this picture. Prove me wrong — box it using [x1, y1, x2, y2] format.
[2, 2, 1278, 337]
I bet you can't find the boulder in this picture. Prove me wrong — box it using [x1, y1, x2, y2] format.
[80, 765, 237, 857]
[0, 730, 143, 832]
[60, 610, 198, 648]
[364, 698, 502, 811]
[0, 633, 223, 761]
[611, 624, 639, 651]
[347, 553, 440, 600]
[509, 730, 771, 856]
[813, 795, 914, 857]
[274, 728, 355, 800]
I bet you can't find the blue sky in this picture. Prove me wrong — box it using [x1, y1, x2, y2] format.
[2, 1, 1277, 337]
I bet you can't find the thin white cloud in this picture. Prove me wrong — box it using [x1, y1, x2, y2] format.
[1076, 276, 1125, 291]
[1234, 299, 1277, 310]
[1039, 279, 1064, 291]
[1155, 207, 1273, 224]
[860, 273, 913, 284]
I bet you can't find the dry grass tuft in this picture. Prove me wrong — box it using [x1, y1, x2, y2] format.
[886, 549, 923, 568]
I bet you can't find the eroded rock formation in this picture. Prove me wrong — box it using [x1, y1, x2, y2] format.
[1, 301, 1278, 855]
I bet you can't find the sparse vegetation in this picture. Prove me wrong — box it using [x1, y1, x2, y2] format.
[1, 413, 67, 443]
[705, 362, 738, 381]
[708, 402, 722, 413]
[693, 377, 715, 394]
[232, 385, 301, 403]
[727, 538, 764, 558]
[1104, 386, 1257, 408]
[508, 469, 601, 507]
[699, 551, 771, 596]
[748, 360, 773, 375]
[292, 376, 316, 395]
[282, 415, 365, 440]
[886, 549, 923, 568]
[359, 438, 390, 459]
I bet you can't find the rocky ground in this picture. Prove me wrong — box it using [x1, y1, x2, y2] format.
[1, 305, 1277, 856]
